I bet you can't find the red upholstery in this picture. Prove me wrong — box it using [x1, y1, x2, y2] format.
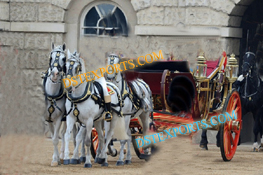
[206, 59, 220, 77]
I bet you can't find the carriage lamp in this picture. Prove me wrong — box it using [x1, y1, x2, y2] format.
[226, 53, 238, 81]
[194, 51, 207, 79]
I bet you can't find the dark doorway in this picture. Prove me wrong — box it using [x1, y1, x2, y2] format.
[240, 0, 263, 68]
[239, 0, 263, 143]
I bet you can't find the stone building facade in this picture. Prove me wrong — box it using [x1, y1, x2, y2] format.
[0, 0, 256, 141]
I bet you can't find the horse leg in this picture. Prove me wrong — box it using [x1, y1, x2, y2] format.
[103, 120, 117, 158]
[63, 115, 76, 165]
[140, 112, 150, 154]
[125, 127, 132, 165]
[72, 123, 78, 148]
[260, 108, 263, 147]
[60, 121, 66, 161]
[98, 114, 120, 166]
[117, 115, 131, 166]
[80, 126, 86, 163]
[51, 116, 63, 166]
[93, 120, 104, 163]
[200, 129, 208, 150]
[252, 111, 261, 151]
[70, 126, 85, 164]
[48, 122, 54, 138]
[83, 118, 93, 168]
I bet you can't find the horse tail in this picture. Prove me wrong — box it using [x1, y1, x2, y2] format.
[130, 79, 153, 112]
[113, 116, 128, 140]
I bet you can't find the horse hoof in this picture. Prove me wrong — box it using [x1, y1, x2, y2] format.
[111, 149, 117, 157]
[97, 158, 105, 164]
[116, 161, 124, 166]
[200, 144, 208, 150]
[94, 157, 98, 163]
[70, 159, 80, 164]
[51, 161, 58, 167]
[63, 159, 70, 165]
[101, 162, 108, 167]
[60, 159, 64, 164]
[125, 160, 131, 165]
[80, 157, 86, 163]
[84, 163, 92, 168]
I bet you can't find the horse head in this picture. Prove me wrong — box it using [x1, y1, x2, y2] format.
[242, 52, 257, 77]
[105, 53, 121, 80]
[49, 42, 66, 83]
[65, 49, 86, 78]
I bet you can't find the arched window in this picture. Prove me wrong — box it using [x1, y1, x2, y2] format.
[82, 3, 128, 37]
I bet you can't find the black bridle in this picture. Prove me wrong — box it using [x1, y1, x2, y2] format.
[49, 51, 66, 74]
[66, 59, 82, 79]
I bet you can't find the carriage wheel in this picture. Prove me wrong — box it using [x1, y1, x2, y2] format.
[132, 135, 150, 161]
[90, 128, 98, 159]
[132, 133, 157, 161]
[219, 89, 242, 161]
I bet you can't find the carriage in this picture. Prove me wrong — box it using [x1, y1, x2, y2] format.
[91, 51, 242, 162]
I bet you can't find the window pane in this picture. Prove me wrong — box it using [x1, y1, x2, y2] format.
[113, 7, 128, 36]
[84, 7, 100, 34]
[97, 4, 115, 17]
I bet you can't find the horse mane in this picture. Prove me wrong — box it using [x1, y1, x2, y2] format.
[79, 57, 86, 74]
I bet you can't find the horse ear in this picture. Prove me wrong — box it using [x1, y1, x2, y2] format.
[51, 42, 54, 50]
[67, 49, 71, 59]
[62, 43, 66, 51]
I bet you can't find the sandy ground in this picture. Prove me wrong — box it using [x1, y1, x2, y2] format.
[1, 135, 263, 175]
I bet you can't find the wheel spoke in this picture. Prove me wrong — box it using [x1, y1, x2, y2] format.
[228, 132, 231, 153]
[95, 140, 99, 151]
[93, 135, 98, 142]
[227, 97, 234, 112]
[231, 98, 237, 112]
[234, 107, 240, 118]
[230, 133, 234, 145]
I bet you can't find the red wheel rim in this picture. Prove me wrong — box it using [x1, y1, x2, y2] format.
[92, 129, 99, 154]
[135, 136, 145, 154]
[223, 91, 242, 160]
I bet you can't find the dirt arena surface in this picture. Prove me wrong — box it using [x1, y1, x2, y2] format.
[1, 135, 263, 175]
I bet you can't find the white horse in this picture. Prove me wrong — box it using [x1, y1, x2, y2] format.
[63, 50, 128, 167]
[106, 53, 153, 165]
[42, 43, 67, 166]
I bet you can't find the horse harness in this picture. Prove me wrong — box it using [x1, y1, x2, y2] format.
[119, 75, 151, 118]
[65, 81, 123, 125]
[43, 72, 65, 123]
[241, 75, 261, 101]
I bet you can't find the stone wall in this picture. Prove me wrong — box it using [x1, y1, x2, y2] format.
[0, 0, 66, 135]
[0, 0, 253, 135]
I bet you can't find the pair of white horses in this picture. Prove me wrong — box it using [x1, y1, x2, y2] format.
[43, 43, 153, 167]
